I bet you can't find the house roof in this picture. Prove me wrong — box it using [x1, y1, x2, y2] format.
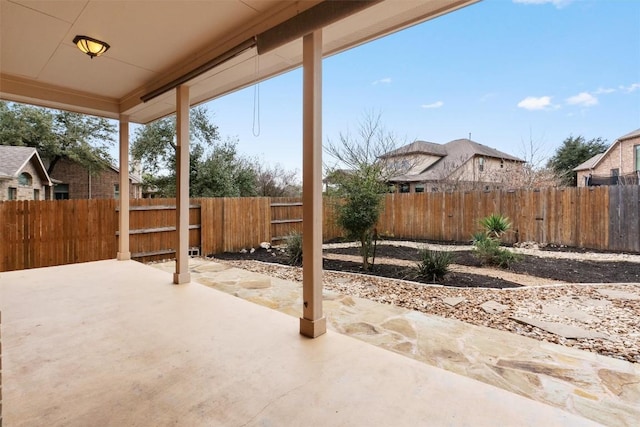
[572, 127, 640, 172]
[0, 145, 53, 185]
[573, 153, 605, 172]
[0, 0, 479, 125]
[444, 138, 524, 163]
[618, 128, 640, 141]
[379, 140, 447, 158]
[385, 138, 524, 182]
[107, 164, 142, 184]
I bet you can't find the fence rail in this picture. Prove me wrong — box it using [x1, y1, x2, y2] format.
[1, 186, 638, 272]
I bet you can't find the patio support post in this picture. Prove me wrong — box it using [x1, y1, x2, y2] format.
[117, 115, 131, 261]
[300, 29, 326, 338]
[174, 85, 191, 284]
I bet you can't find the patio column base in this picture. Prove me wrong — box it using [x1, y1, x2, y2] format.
[300, 316, 326, 338]
[173, 272, 191, 284]
[117, 252, 131, 261]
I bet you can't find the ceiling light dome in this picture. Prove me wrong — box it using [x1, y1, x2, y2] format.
[73, 35, 110, 59]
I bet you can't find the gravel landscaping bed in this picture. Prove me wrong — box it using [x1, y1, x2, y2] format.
[210, 241, 640, 363]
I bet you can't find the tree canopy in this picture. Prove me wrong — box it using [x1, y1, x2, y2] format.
[547, 135, 608, 186]
[132, 106, 300, 198]
[0, 101, 116, 174]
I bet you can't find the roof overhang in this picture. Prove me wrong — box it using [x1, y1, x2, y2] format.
[1, 0, 479, 124]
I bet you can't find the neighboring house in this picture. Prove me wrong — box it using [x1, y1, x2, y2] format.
[574, 128, 640, 187]
[381, 138, 525, 193]
[0, 145, 53, 201]
[48, 157, 143, 200]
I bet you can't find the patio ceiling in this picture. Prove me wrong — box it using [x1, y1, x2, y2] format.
[0, 0, 478, 124]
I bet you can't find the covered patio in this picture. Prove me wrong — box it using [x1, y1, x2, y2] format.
[1, 0, 481, 338]
[0, 0, 615, 425]
[0, 260, 600, 426]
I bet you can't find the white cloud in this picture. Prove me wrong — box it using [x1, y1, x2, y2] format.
[372, 77, 392, 85]
[620, 83, 640, 93]
[566, 92, 598, 107]
[421, 101, 444, 109]
[594, 87, 616, 95]
[480, 92, 497, 102]
[517, 96, 553, 111]
[513, 0, 573, 8]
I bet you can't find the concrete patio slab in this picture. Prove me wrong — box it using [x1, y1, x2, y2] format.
[0, 260, 603, 426]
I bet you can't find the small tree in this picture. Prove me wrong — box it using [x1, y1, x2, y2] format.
[547, 135, 608, 186]
[252, 161, 301, 197]
[335, 171, 386, 271]
[325, 112, 408, 271]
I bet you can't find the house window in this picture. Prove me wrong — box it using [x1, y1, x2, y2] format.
[500, 159, 504, 169]
[34, 189, 40, 200]
[478, 157, 485, 172]
[54, 184, 69, 200]
[114, 184, 120, 199]
[18, 172, 32, 186]
[415, 184, 425, 193]
[8, 187, 17, 200]
[399, 183, 410, 193]
[635, 145, 640, 171]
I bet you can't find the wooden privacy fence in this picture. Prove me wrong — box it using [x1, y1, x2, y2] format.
[125, 198, 201, 263]
[374, 187, 614, 249]
[0, 199, 117, 271]
[1, 186, 638, 272]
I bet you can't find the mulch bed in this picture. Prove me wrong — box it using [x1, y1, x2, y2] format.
[325, 245, 640, 283]
[212, 243, 640, 289]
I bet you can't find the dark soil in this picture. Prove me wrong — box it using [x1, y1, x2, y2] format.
[213, 248, 522, 289]
[325, 244, 640, 284]
[212, 243, 640, 289]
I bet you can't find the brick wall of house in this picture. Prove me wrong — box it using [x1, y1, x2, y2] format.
[595, 135, 638, 176]
[577, 135, 639, 186]
[49, 157, 139, 199]
[0, 159, 48, 201]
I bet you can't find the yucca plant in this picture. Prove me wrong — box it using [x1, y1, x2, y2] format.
[413, 248, 453, 283]
[473, 213, 520, 268]
[479, 214, 511, 240]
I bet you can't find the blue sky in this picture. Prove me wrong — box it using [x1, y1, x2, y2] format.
[204, 0, 640, 175]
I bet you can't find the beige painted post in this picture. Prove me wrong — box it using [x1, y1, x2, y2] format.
[117, 115, 131, 261]
[299, 30, 326, 338]
[174, 85, 191, 284]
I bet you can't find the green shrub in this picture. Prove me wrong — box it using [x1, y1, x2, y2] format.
[286, 233, 303, 266]
[413, 248, 453, 283]
[471, 231, 488, 245]
[479, 214, 512, 239]
[473, 238, 521, 268]
[472, 213, 521, 268]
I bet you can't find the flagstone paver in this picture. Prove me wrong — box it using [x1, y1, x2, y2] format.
[151, 258, 640, 427]
[480, 300, 509, 314]
[511, 317, 608, 340]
